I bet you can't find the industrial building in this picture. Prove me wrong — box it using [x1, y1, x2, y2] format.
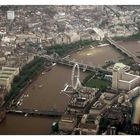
[112, 63, 140, 91]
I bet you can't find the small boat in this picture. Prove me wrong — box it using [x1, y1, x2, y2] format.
[90, 46, 95, 49]
[87, 53, 92, 56]
[16, 101, 20, 106]
[39, 85, 43, 88]
[24, 95, 27, 97]
[24, 113, 28, 117]
[52, 63, 56, 66]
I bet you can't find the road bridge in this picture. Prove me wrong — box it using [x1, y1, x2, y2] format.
[6, 109, 63, 117]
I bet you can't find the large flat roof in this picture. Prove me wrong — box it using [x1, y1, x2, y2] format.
[2, 67, 19, 70]
[68, 97, 88, 108]
[103, 92, 118, 101]
[60, 114, 76, 123]
[0, 77, 9, 81]
[0, 73, 13, 77]
[0, 75, 10, 79]
[113, 63, 130, 71]
[0, 72, 13, 75]
[2, 69, 17, 72]
[91, 101, 106, 110]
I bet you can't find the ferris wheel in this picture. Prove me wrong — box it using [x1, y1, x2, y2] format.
[71, 63, 81, 90]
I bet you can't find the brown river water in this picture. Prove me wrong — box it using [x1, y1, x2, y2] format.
[117, 41, 140, 56]
[0, 64, 87, 134]
[69, 44, 124, 66]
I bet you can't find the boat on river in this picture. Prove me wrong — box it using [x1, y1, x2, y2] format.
[52, 63, 56, 66]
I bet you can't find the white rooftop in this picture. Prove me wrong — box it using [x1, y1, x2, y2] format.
[113, 63, 130, 71]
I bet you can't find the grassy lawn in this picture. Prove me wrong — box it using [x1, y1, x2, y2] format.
[84, 78, 111, 91]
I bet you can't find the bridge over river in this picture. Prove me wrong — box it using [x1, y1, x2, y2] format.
[6, 109, 64, 117]
[40, 54, 111, 75]
[107, 37, 140, 64]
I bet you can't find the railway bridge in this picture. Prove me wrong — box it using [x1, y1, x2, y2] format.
[107, 37, 140, 64]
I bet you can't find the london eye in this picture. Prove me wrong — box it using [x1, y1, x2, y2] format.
[71, 63, 81, 90]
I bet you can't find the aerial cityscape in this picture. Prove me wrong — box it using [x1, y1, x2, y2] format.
[0, 5, 140, 135]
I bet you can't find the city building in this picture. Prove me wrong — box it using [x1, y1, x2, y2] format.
[64, 31, 80, 43]
[112, 63, 140, 91]
[67, 94, 90, 115]
[89, 101, 107, 115]
[93, 27, 105, 41]
[0, 67, 19, 91]
[80, 32, 92, 40]
[0, 77, 11, 92]
[0, 73, 14, 82]
[7, 11, 15, 20]
[131, 124, 140, 134]
[107, 126, 117, 135]
[2, 67, 19, 76]
[0, 57, 6, 65]
[75, 114, 100, 135]
[77, 87, 99, 101]
[59, 114, 77, 132]
[104, 107, 124, 125]
[1, 36, 16, 43]
[100, 92, 118, 105]
[127, 86, 140, 100]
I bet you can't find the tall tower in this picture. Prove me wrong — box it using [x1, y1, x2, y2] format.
[112, 63, 129, 89]
[112, 66, 123, 89]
